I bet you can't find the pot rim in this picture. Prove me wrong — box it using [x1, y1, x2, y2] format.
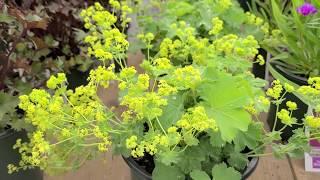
[270, 62, 308, 85]
[123, 156, 259, 179]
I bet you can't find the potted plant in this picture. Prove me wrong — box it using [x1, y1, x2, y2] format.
[130, 0, 268, 78]
[249, 0, 319, 140]
[7, 2, 320, 180]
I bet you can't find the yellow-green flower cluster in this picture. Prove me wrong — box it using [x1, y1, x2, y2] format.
[158, 23, 197, 63]
[88, 65, 117, 88]
[137, 33, 155, 49]
[305, 116, 320, 128]
[80, 2, 129, 62]
[297, 77, 320, 111]
[14, 71, 114, 173]
[209, 17, 223, 36]
[171, 65, 202, 90]
[126, 133, 172, 158]
[245, 12, 264, 26]
[158, 80, 177, 96]
[266, 80, 283, 100]
[46, 73, 66, 89]
[286, 101, 297, 111]
[8, 131, 50, 174]
[121, 92, 167, 120]
[212, 34, 259, 58]
[218, 0, 232, 11]
[177, 106, 218, 132]
[277, 109, 295, 126]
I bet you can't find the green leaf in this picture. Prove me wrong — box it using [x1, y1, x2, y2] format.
[157, 93, 185, 130]
[157, 150, 181, 166]
[227, 152, 248, 171]
[199, 68, 252, 142]
[166, 1, 194, 17]
[190, 170, 210, 180]
[184, 133, 199, 146]
[153, 160, 185, 180]
[177, 146, 206, 173]
[0, 92, 19, 121]
[212, 163, 241, 180]
[208, 130, 225, 147]
[233, 122, 263, 152]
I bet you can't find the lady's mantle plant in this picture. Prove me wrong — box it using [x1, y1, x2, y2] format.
[8, 2, 320, 180]
[131, 0, 268, 63]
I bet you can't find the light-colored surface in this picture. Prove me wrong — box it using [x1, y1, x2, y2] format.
[290, 159, 320, 180]
[45, 154, 130, 180]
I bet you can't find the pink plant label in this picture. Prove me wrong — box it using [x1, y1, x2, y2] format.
[313, 157, 320, 168]
[310, 139, 320, 148]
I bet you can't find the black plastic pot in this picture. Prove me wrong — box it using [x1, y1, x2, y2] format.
[66, 68, 90, 90]
[0, 129, 43, 180]
[123, 157, 259, 180]
[267, 64, 308, 141]
[238, 0, 251, 11]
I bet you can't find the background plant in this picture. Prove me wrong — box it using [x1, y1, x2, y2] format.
[251, 0, 320, 77]
[8, 2, 320, 180]
[130, 0, 268, 58]
[0, 0, 126, 131]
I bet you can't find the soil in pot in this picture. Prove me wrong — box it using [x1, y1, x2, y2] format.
[267, 63, 309, 141]
[123, 155, 259, 180]
[0, 128, 43, 180]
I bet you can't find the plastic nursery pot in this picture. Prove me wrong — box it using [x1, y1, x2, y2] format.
[267, 63, 309, 141]
[66, 68, 91, 90]
[123, 157, 259, 180]
[0, 128, 43, 180]
[238, 0, 251, 11]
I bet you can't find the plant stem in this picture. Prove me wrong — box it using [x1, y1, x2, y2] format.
[272, 92, 287, 131]
[156, 116, 167, 136]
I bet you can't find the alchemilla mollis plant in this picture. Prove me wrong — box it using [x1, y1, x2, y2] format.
[8, 2, 320, 180]
[131, 0, 269, 59]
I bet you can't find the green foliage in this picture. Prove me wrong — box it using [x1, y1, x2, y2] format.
[153, 161, 185, 180]
[157, 92, 185, 130]
[190, 170, 210, 180]
[234, 122, 264, 152]
[131, 0, 267, 55]
[212, 163, 241, 180]
[9, 1, 320, 180]
[199, 67, 252, 142]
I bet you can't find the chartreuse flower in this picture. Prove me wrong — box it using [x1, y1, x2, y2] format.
[277, 109, 295, 126]
[209, 17, 223, 36]
[266, 80, 283, 100]
[177, 106, 218, 132]
[218, 0, 232, 11]
[305, 116, 320, 128]
[80, 1, 130, 64]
